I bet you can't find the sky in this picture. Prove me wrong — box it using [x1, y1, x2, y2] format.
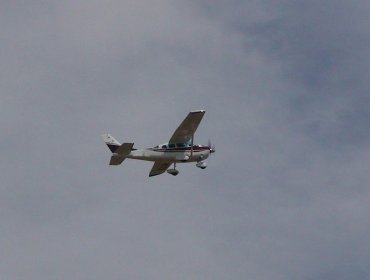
[2, 0, 370, 279]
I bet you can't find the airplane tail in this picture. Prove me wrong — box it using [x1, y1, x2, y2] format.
[102, 133, 121, 153]
[101, 134, 134, 165]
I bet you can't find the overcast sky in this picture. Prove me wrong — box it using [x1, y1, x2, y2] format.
[2, 1, 370, 279]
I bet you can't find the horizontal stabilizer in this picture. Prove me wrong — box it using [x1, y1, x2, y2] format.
[109, 154, 126, 165]
[108, 143, 134, 165]
[115, 143, 134, 156]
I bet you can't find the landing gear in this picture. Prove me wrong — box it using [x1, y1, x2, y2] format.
[196, 161, 207, 169]
[167, 163, 179, 176]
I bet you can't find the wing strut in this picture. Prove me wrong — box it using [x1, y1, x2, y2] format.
[191, 133, 194, 156]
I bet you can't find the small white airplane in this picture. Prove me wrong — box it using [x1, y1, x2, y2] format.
[102, 110, 215, 177]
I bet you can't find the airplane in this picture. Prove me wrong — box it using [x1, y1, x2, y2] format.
[102, 110, 215, 177]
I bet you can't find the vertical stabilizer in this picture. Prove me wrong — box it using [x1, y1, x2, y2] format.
[102, 134, 121, 153]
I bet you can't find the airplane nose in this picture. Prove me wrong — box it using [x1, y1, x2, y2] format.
[208, 139, 215, 154]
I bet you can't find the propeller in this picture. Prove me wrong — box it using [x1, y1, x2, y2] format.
[208, 139, 216, 154]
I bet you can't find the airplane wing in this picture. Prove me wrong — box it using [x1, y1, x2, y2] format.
[149, 161, 172, 177]
[168, 110, 205, 144]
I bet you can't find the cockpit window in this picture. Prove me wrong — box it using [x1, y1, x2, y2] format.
[168, 144, 175, 148]
[161, 145, 167, 149]
[154, 145, 159, 148]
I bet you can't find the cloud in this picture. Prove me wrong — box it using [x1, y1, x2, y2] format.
[1, 1, 370, 279]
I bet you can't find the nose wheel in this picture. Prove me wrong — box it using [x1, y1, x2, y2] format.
[167, 163, 179, 176]
[196, 161, 207, 169]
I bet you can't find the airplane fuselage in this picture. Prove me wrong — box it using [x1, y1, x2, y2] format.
[126, 145, 211, 163]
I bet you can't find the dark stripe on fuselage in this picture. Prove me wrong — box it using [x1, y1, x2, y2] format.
[151, 146, 210, 152]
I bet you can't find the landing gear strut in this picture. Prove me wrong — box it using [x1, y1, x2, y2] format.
[167, 163, 179, 176]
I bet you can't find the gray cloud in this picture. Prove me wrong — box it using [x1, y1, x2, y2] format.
[1, 1, 370, 279]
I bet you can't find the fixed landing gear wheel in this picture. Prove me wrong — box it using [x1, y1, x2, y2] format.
[196, 161, 207, 169]
[167, 162, 179, 176]
[167, 169, 179, 176]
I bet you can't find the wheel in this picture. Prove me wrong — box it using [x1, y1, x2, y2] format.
[167, 169, 179, 176]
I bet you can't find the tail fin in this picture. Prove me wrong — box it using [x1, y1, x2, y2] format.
[102, 134, 121, 153]
[102, 134, 134, 166]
